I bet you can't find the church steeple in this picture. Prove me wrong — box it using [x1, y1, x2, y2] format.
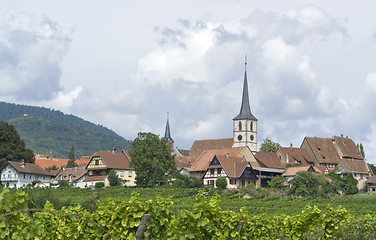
[232, 55, 258, 153]
[164, 112, 174, 150]
[233, 56, 257, 121]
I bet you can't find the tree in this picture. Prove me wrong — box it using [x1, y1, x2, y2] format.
[259, 138, 280, 153]
[216, 177, 227, 189]
[107, 169, 121, 186]
[130, 132, 176, 188]
[95, 181, 105, 189]
[288, 171, 320, 197]
[0, 121, 34, 167]
[268, 175, 285, 189]
[357, 143, 365, 158]
[66, 146, 77, 168]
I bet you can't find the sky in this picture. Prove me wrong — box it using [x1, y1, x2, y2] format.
[1, 1, 376, 163]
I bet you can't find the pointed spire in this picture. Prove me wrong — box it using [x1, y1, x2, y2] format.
[164, 112, 172, 141]
[233, 55, 257, 121]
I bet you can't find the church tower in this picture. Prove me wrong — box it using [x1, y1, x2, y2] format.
[164, 112, 174, 150]
[232, 57, 258, 153]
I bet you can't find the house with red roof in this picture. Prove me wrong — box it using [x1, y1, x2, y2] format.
[84, 150, 136, 188]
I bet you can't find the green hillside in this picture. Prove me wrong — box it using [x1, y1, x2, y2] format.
[0, 102, 132, 158]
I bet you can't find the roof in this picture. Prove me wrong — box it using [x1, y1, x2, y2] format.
[188, 147, 248, 172]
[333, 136, 364, 160]
[88, 150, 133, 170]
[35, 158, 69, 170]
[76, 156, 91, 167]
[233, 70, 257, 121]
[174, 156, 190, 170]
[279, 147, 313, 165]
[214, 155, 249, 178]
[5, 161, 55, 176]
[282, 165, 321, 177]
[83, 175, 107, 182]
[189, 138, 233, 164]
[368, 175, 376, 184]
[340, 159, 369, 174]
[54, 168, 88, 181]
[255, 151, 285, 169]
[303, 137, 341, 164]
[177, 149, 190, 157]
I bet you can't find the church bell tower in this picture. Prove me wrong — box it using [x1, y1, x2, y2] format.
[232, 56, 258, 153]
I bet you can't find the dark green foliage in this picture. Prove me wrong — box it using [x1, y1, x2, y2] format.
[66, 146, 76, 168]
[0, 101, 131, 158]
[216, 176, 227, 189]
[328, 172, 359, 195]
[0, 121, 34, 167]
[107, 169, 121, 187]
[130, 132, 176, 188]
[268, 175, 285, 189]
[46, 165, 58, 171]
[95, 182, 105, 189]
[259, 138, 280, 152]
[58, 180, 70, 188]
[288, 171, 320, 197]
[171, 172, 203, 188]
[357, 143, 365, 157]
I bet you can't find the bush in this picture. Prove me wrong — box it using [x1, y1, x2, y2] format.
[216, 177, 227, 189]
[268, 175, 285, 189]
[95, 182, 105, 189]
[108, 169, 121, 186]
[59, 180, 70, 188]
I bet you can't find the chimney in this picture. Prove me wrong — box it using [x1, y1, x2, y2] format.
[226, 153, 230, 158]
[21, 159, 25, 168]
[290, 143, 293, 151]
[341, 134, 343, 137]
[112, 148, 116, 154]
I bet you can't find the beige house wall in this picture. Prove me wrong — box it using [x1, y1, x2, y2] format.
[104, 169, 136, 187]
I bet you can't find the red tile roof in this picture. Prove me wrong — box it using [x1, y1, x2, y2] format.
[88, 150, 133, 170]
[368, 175, 376, 184]
[255, 152, 285, 169]
[215, 155, 249, 178]
[189, 138, 233, 164]
[340, 159, 369, 174]
[282, 165, 321, 177]
[54, 168, 88, 182]
[188, 147, 248, 172]
[83, 175, 107, 182]
[333, 136, 364, 160]
[279, 147, 313, 165]
[304, 137, 341, 164]
[35, 158, 69, 170]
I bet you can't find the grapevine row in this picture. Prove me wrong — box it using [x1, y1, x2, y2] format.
[0, 189, 375, 239]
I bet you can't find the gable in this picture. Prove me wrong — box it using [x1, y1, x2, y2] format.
[87, 156, 107, 169]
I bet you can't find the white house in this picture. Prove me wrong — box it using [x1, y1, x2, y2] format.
[52, 168, 88, 188]
[0, 161, 56, 188]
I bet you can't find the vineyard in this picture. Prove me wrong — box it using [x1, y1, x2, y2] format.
[1, 189, 376, 239]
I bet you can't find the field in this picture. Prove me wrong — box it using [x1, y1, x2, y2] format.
[2, 187, 376, 239]
[23, 186, 376, 216]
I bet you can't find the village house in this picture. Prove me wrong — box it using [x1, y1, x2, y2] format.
[52, 168, 88, 188]
[367, 175, 376, 195]
[282, 165, 324, 182]
[203, 155, 257, 188]
[83, 150, 136, 188]
[276, 145, 314, 166]
[0, 161, 55, 188]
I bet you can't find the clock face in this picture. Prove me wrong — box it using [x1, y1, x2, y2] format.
[237, 135, 242, 141]
[250, 135, 254, 141]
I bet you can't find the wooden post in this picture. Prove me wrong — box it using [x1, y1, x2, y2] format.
[136, 213, 151, 240]
[236, 221, 244, 233]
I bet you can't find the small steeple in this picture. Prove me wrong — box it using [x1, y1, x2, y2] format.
[164, 112, 172, 141]
[233, 55, 257, 121]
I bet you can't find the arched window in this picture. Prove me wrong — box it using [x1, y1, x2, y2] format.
[238, 121, 242, 131]
[250, 122, 253, 131]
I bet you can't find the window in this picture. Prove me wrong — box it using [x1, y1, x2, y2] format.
[23, 174, 25, 179]
[250, 122, 253, 131]
[238, 121, 242, 131]
[95, 160, 99, 165]
[217, 169, 221, 175]
[208, 180, 215, 186]
[120, 171, 125, 177]
[230, 179, 236, 185]
[210, 169, 215, 175]
[128, 171, 133, 177]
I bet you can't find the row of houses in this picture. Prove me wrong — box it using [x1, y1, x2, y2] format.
[0, 150, 136, 189]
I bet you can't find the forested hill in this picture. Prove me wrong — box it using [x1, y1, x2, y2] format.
[0, 101, 132, 158]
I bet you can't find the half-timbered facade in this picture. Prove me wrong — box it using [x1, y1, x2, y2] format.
[84, 150, 136, 188]
[203, 155, 257, 188]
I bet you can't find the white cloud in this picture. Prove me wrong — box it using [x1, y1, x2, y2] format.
[0, 8, 72, 101]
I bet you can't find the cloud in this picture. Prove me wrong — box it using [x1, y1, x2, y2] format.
[0, 8, 72, 101]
